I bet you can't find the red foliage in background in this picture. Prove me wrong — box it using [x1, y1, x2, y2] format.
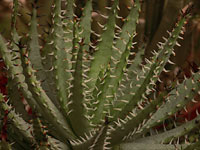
[0, 60, 8, 141]
[0, 61, 7, 98]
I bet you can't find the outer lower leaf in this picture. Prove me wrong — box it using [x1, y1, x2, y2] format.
[0, 34, 39, 114]
[132, 113, 200, 144]
[0, 94, 35, 149]
[109, 72, 200, 145]
[142, 72, 200, 131]
[19, 44, 76, 142]
[118, 143, 187, 150]
[0, 35, 76, 142]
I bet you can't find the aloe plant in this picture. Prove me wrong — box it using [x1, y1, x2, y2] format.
[0, 0, 199, 149]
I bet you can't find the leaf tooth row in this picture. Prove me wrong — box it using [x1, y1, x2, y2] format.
[64, 0, 93, 135]
[83, 0, 120, 127]
[32, 115, 50, 149]
[86, 0, 119, 92]
[104, 35, 136, 119]
[143, 73, 200, 131]
[70, 129, 105, 149]
[107, 91, 166, 146]
[114, 14, 188, 122]
[129, 111, 200, 145]
[1, 94, 65, 150]
[113, 50, 144, 115]
[17, 41, 76, 142]
[49, 0, 75, 119]
[0, 94, 36, 148]
[85, 0, 141, 127]
[27, 2, 49, 96]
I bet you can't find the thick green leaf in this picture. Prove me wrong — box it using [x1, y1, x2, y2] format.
[142, 72, 200, 130]
[87, 0, 119, 90]
[132, 114, 200, 144]
[117, 13, 188, 120]
[118, 143, 187, 150]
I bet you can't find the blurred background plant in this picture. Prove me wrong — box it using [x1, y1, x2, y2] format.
[0, 0, 200, 134]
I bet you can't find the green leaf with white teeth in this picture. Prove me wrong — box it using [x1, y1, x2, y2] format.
[1, 1, 199, 150]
